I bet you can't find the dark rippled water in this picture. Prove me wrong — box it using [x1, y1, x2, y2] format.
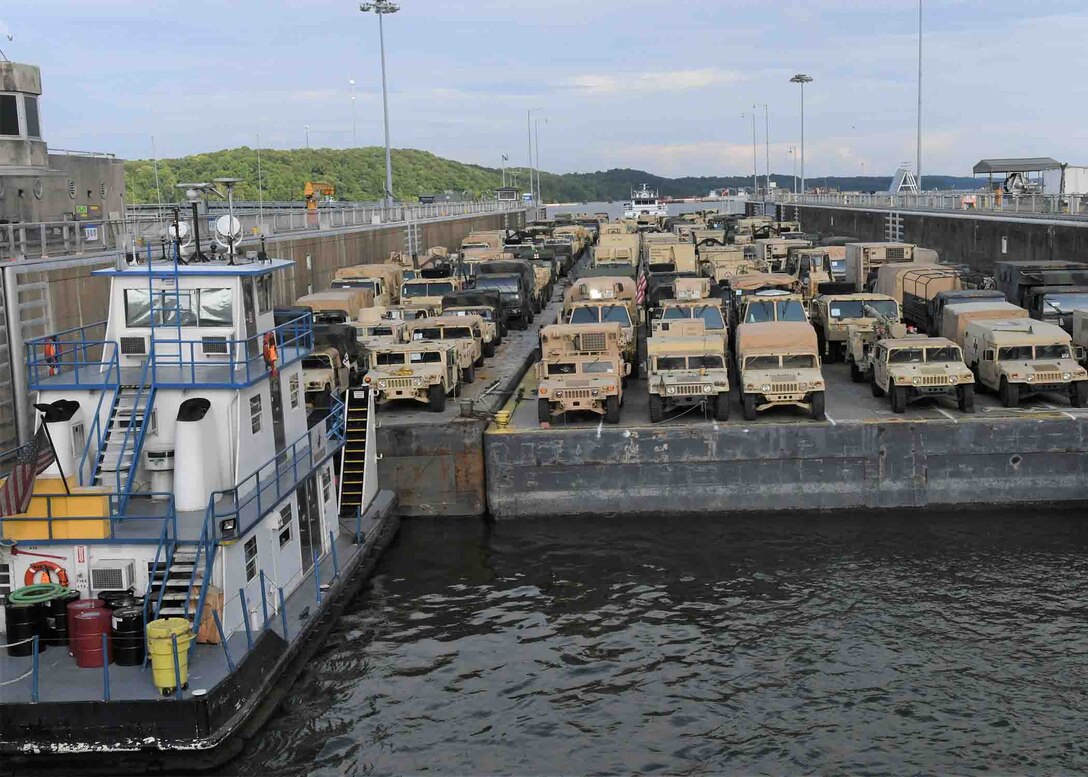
[222, 512, 1088, 776]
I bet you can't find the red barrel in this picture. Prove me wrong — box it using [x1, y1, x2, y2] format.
[66, 598, 104, 654]
[71, 608, 113, 668]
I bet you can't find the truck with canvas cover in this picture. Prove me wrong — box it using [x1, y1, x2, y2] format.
[844, 242, 919, 292]
[735, 322, 826, 421]
[441, 289, 506, 352]
[873, 263, 966, 330]
[925, 289, 1005, 336]
[295, 288, 375, 324]
[402, 314, 486, 384]
[562, 276, 638, 363]
[940, 300, 1028, 344]
[811, 293, 900, 363]
[332, 263, 404, 306]
[870, 336, 975, 413]
[364, 341, 459, 412]
[647, 330, 730, 422]
[960, 319, 1088, 407]
[536, 323, 630, 424]
[993, 260, 1088, 332]
[474, 259, 538, 327]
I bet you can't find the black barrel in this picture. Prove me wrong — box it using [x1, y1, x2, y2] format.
[111, 606, 146, 666]
[46, 590, 81, 647]
[99, 590, 137, 611]
[5, 601, 42, 657]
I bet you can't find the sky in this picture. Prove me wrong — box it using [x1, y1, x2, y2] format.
[5, 1, 1087, 179]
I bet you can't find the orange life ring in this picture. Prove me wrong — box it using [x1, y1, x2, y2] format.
[24, 560, 70, 587]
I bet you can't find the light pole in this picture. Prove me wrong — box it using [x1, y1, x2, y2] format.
[754, 103, 770, 197]
[527, 108, 541, 210]
[349, 77, 357, 147]
[501, 154, 508, 187]
[787, 145, 797, 194]
[916, 0, 923, 192]
[360, 1, 400, 205]
[534, 117, 547, 208]
[741, 111, 757, 197]
[790, 73, 813, 194]
[305, 124, 310, 149]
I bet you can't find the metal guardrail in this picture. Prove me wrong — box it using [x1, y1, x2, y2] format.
[771, 191, 1088, 219]
[0, 200, 526, 263]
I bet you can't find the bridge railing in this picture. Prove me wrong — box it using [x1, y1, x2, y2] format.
[771, 190, 1088, 219]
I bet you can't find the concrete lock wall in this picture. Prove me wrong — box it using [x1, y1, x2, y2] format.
[377, 419, 488, 517]
[788, 205, 1088, 272]
[484, 418, 1088, 519]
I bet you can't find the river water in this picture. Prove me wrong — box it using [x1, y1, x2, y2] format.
[224, 512, 1088, 776]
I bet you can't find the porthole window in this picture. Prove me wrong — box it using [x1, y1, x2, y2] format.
[32, 179, 43, 199]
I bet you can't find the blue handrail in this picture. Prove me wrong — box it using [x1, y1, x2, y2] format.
[77, 383, 119, 486]
[0, 491, 176, 544]
[109, 354, 156, 513]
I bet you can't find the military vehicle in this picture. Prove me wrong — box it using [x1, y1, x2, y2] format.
[562, 276, 638, 364]
[959, 319, 1088, 407]
[811, 293, 900, 362]
[870, 336, 975, 413]
[784, 247, 852, 302]
[475, 259, 538, 328]
[302, 347, 351, 408]
[753, 238, 812, 271]
[737, 290, 809, 325]
[402, 314, 486, 384]
[735, 321, 826, 421]
[699, 246, 760, 284]
[536, 323, 630, 424]
[400, 276, 463, 310]
[593, 232, 641, 272]
[332, 263, 404, 306]
[939, 300, 1028, 344]
[460, 230, 507, 252]
[645, 243, 698, 274]
[647, 326, 730, 422]
[353, 312, 408, 350]
[295, 288, 375, 324]
[844, 242, 919, 292]
[442, 288, 507, 350]
[993, 260, 1088, 332]
[845, 315, 909, 383]
[383, 305, 436, 322]
[364, 341, 459, 412]
[927, 289, 1005, 335]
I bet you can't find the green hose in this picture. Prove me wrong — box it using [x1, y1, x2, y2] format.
[8, 583, 67, 604]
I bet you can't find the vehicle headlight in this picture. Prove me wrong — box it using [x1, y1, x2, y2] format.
[912, 376, 921, 385]
[703, 384, 713, 393]
[948, 375, 957, 385]
[377, 380, 387, 389]
[554, 390, 563, 398]
[761, 384, 771, 392]
[667, 386, 676, 395]
[591, 389, 599, 396]
[798, 382, 808, 391]
[1027, 373, 1035, 382]
[1063, 372, 1072, 381]
[413, 377, 424, 387]
[813, 381, 824, 390]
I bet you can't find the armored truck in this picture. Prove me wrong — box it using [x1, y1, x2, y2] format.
[402, 315, 486, 384]
[647, 327, 730, 422]
[364, 342, 459, 412]
[536, 323, 630, 424]
[735, 321, 826, 421]
[562, 276, 638, 364]
[870, 336, 975, 413]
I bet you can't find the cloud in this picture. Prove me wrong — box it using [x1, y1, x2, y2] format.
[564, 68, 744, 95]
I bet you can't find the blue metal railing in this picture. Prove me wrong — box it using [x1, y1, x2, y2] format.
[77, 385, 120, 486]
[26, 321, 118, 389]
[143, 516, 177, 627]
[110, 355, 156, 513]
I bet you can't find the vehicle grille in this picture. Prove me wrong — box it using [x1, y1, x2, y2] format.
[562, 389, 594, 399]
[1033, 372, 1064, 383]
[771, 383, 799, 393]
[384, 377, 417, 389]
[577, 332, 607, 351]
[675, 384, 708, 395]
[918, 375, 948, 386]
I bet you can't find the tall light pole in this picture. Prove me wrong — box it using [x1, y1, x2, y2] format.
[305, 124, 310, 149]
[527, 108, 541, 210]
[501, 154, 508, 187]
[787, 145, 797, 194]
[349, 77, 357, 147]
[754, 103, 770, 197]
[790, 74, 813, 194]
[741, 111, 757, 197]
[534, 117, 547, 208]
[360, 1, 400, 205]
[916, 0, 923, 192]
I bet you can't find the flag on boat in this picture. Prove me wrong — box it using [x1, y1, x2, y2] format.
[0, 426, 56, 517]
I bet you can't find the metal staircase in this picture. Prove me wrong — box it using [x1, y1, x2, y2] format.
[92, 380, 156, 502]
[154, 547, 201, 618]
[338, 386, 372, 517]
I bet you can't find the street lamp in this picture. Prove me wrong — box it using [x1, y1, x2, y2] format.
[754, 103, 770, 198]
[916, 0, 923, 192]
[741, 111, 757, 197]
[534, 116, 547, 210]
[349, 78, 357, 147]
[789, 73, 813, 194]
[360, 0, 400, 205]
[787, 145, 797, 194]
[305, 124, 310, 149]
[527, 107, 542, 210]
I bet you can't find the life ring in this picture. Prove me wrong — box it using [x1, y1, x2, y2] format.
[24, 560, 70, 587]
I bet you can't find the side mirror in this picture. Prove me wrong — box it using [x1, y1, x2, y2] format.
[1077, 346, 1086, 361]
[623, 362, 632, 377]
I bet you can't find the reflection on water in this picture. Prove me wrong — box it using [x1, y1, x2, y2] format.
[223, 512, 1088, 776]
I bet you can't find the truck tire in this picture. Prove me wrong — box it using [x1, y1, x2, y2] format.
[475, 353, 485, 368]
[849, 360, 863, 383]
[484, 341, 496, 358]
[816, 330, 826, 360]
[870, 377, 885, 398]
[537, 398, 551, 423]
[527, 308, 535, 324]
[1072, 381, 1088, 408]
[714, 392, 730, 421]
[811, 391, 826, 421]
[499, 322, 508, 339]
[890, 384, 907, 413]
[742, 392, 758, 421]
[604, 395, 621, 424]
[958, 384, 975, 413]
[828, 341, 844, 363]
[428, 384, 446, 412]
[649, 394, 664, 423]
[462, 365, 476, 384]
[1000, 377, 1020, 408]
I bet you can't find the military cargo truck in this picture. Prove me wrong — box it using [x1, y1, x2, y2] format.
[811, 293, 900, 363]
[364, 342, 459, 412]
[475, 259, 538, 328]
[870, 336, 975, 413]
[332, 263, 404, 306]
[939, 300, 1028, 344]
[647, 329, 730, 422]
[753, 238, 813, 272]
[536, 323, 630, 424]
[960, 319, 1088, 407]
[441, 288, 506, 351]
[400, 276, 463, 310]
[844, 242, 917, 292]
[735, 322, 826, 421]
[402, 315, 486, 384]
[926, 289, 1006, 335]
[295, 288, 375, 324]
[993, 260, 1088, 332]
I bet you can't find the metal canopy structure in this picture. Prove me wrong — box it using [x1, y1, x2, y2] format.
[972, 158, 1061, 175]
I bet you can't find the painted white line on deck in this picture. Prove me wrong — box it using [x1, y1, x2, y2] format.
[824, 413, 837, 426]
[596, 419, 603, 439]
[935, 407, 958, 423]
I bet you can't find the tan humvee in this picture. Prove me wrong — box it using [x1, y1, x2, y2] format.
[647, 330, 730, 422]
[400, 276, 464, 309]
[383, 304, 437, 321]
[562, 277, 638, 363]
[353, 311, 407, 350]
[441, 306, 500, 357]
[296, 288, 375, 324]
[364, 342, 459, 412]
[302, 346, 351, 407]
[651, 301, 729, 347]
[870, 336, 975, 413]
[536, 323, 631, 424]
[961, 319, 1088, 407]
[699, 246, 761, 283]
[402, 314, 486, 384]
[810, 293, 900, 363]
[736, 321, 826, 421]
[332, 263, 404, 306]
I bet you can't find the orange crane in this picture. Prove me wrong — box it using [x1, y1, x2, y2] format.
[304, 181, 336, 212]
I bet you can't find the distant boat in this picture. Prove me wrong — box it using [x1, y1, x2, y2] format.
[622, 184, 668, 219]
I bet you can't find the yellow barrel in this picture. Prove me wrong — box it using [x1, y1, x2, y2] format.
[146, 617, 194, 693]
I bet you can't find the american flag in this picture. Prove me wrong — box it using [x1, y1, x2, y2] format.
[635, 271, 648, 305]
[0, 426, 55, 517]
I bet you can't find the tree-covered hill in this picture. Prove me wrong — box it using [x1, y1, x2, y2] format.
[123, 146, 980, 204]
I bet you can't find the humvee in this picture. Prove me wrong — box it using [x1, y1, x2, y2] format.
[400, 276, 463, 309]
[811, 293, 900, 363]
[870, 336, 975, 413]
[753, 238, 813, 272]
[536, 323, 631, 424]
[562, 276, 639, 364]
[441, 289, 505, 354]
[647, 323, 730, 422]
[735, 321, 826, 421]
[302, 347, 350, 408]
[353, 315, 408, 350]
[651, 300, 729, 346]
[402, 314, 486, 384]
[364, 342, 459, 412]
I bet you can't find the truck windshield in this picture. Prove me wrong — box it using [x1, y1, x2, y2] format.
[333, 279, 378, 293]
[601, 305, 631, 326]
[375, 352, 405, 366]
[409, 351, 442, 364]
[583, 361, 616, 374]
[302, 356, 332, 369]
[569, 308, 600, 324]
[745, 355, 781, 369]
[477, 276, 519, 291]
[830, 259, 846, 277]
[998, 346, 1033, 360]
[828, 300, 899, 320]
[744, 301, 777, 323]
[1036, 344, 1072, 359]
[548, 362, 577, 375]
[889, 348, 924, 364]
[1043, 293, 1088, 314]
[442, 327, 473, 339]
[449, 308, 493, 321]
[365, 326, 394, 336]
[401, 282, 454, 298]
[777, 300, 807, 321]
[657, 356, 687, 370]
[782, 355, 816, 369]
[925, 346, 960, 363]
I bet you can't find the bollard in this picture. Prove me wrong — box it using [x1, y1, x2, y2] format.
[329, 532, 340, 579]
[31, 635, 40, 703]
[259, 570, 269, 627]
[278, 588, 289, 640]
[239, 588, 254, 651]
[312, 552, 323, 604]
[171, 633, 182, 700]
[211, 609, 235, 672]
[101, 632, 111, 701]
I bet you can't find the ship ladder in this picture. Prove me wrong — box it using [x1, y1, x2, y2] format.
[338, 387, 370, 517]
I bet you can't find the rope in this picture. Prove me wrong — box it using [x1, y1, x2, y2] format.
[0, 669, 33, 686]
[0, 635, 36, 649]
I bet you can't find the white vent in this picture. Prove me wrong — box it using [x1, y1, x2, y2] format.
[90, 559, 135, 592]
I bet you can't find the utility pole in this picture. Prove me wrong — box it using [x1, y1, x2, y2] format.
[754, 103, 770, 197]
[349, 77, 357, 147]
[360, 1, 400, 205]
[790, 74, 813, 194]
[742, 112, 757, 197]
[916, 0, 924, 192]
[534, 117, 546, 209]
[501, 154, 508, 187]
